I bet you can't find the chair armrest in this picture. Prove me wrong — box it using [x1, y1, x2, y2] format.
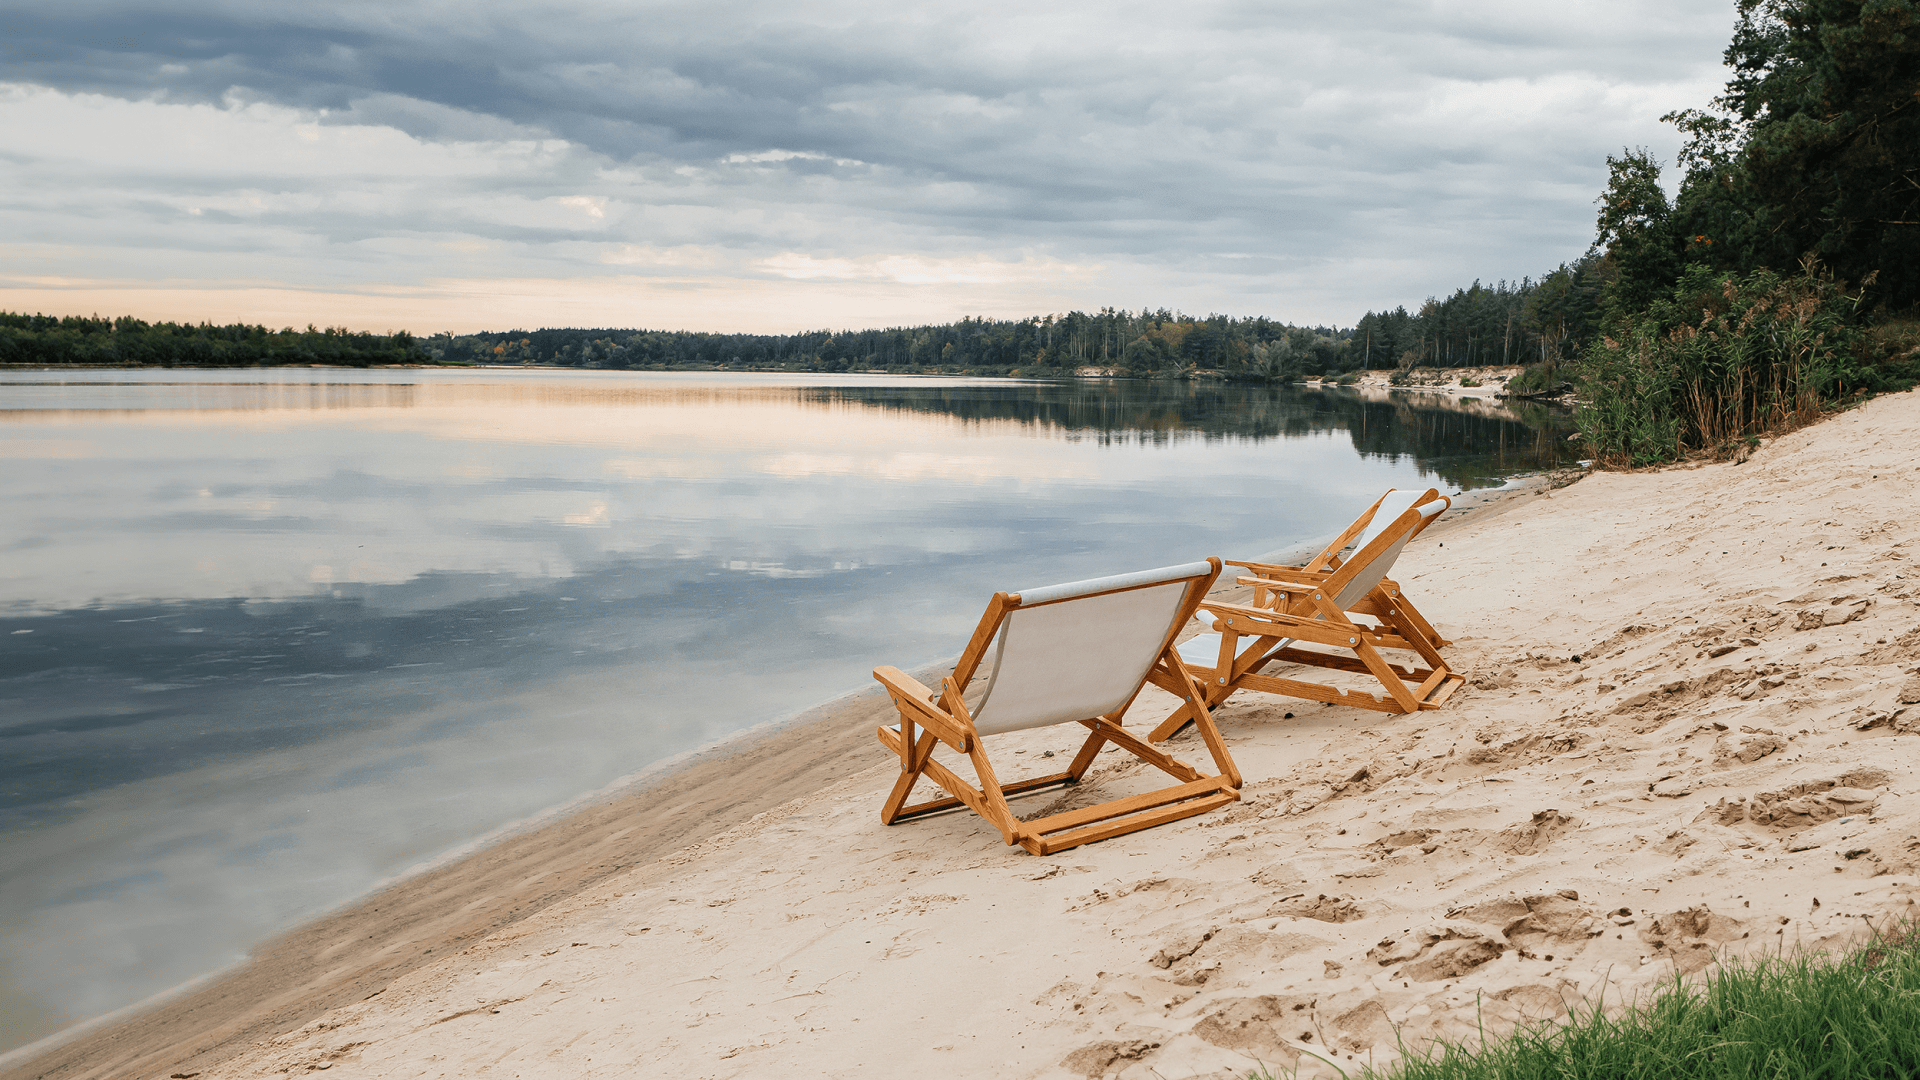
[1204, 602, 1368, 648]
[1225, 558, 1302, 573]
[1233, 576, 1318, 593]
[1237, 566, 1323, 584]
[1228, 558, 1324, 577]
[1201, 600, 1302, 625]
[872, 666, 972, 751]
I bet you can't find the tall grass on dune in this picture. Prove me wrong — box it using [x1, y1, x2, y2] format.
[1575, 259, 1877, 467]
[1250, 925, 1920, 1080]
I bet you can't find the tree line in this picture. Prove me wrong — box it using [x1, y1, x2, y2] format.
[428, 282, 1631, 379]
[0, 296, 1600, 381]
[423, 280, 1644, 380]
[421, 310, 1367, 380]
[0, 283, 1616, 383]
[0, 313, 428, 367]
[0, 307, 1382, 380]
[1349, 263, 1608, 372]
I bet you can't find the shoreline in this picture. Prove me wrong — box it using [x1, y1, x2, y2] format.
[1, 477, 1556, 1079]
[3, 362, 1539, 393]
[141, 381, 1913, 1079]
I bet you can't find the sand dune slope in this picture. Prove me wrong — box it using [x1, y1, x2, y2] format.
[200, 392, 1920, 1080]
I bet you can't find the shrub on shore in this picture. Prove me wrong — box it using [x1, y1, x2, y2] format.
[1575, 260, 1914, 466]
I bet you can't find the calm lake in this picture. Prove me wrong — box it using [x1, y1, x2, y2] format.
[0, 368, 1574, 1051]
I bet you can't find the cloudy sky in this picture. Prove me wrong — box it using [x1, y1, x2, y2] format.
[2, 1, 1735, 335]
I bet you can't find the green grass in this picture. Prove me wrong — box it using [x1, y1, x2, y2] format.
[1248, 928, 1920, 1080]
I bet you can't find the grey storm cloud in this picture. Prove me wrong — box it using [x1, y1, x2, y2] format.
[0, 0, 1736, 327]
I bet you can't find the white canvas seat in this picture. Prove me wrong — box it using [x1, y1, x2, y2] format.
[1150, 489, 1462, 737]
[873, 559, 1241, 855]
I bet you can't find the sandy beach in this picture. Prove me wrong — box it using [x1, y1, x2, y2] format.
[1342, 366, 1533, 402]
[11, 388, 1920, 1080]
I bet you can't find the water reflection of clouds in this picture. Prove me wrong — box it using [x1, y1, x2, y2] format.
[0, 438, 98, 458]
[562, 500, 611, 526]
[352, 398, 1102, 456]
[1, 381, 1336, 612]
[757, 449, 1098, 483]
[0, 380, 421, 413]
[600, 456, 722, 479]
[9, 378, 1272, 462]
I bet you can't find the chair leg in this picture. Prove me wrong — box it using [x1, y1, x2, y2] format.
[1147, 686, 1220, 741]
[1383, 587, 1450, 649]
[1349, 638, 1422, 712]
[1065, 727, 1106, 780]
[965, 739, 1024, 846]
[1184, 703, 1241, 789]
[880, 768, 920, 824]
[878, 726, 942, 824]
[1373, 596, 1449, 672]
[1144, 668, 1209, 742]
[1144, 635, 1271, 743]
[1081, 717, 1202, 783]
[1147, 681, 1238, 742]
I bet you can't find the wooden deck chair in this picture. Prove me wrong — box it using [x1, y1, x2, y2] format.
[1149, 492, 1463, 739]
[872, 559, 1241, 856]
[1231, 488, 1452, 652]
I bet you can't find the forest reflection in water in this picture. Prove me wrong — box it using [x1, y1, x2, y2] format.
[800, 380, 1577, 490]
